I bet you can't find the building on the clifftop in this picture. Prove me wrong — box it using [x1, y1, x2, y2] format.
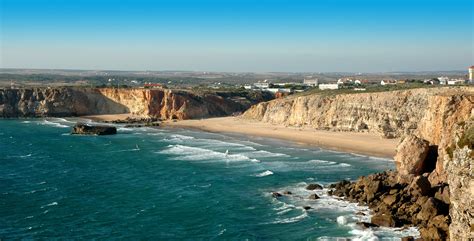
[319, 83, 339, 90]
[303, 78, 319, 87]
[380, 80, 397, 85]
[469, 66, 474, 83]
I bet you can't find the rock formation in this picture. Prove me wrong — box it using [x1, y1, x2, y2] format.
[0, 87, 272, 119]
[242, 87, 473, 139]
[243, 86, 473, 240]
[71, 123, 117, 135]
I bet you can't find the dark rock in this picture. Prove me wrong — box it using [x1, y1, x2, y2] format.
[356, 222, 379, 229]
[382, 194, 399, 206]
[434, 185, 450, 205]
[401, 236, 414, 241]
[308, 194, 320, 200]
[272, 192, 282, 198]
[428, 215, 450, 232]
[419, 227, 445, 240]
[355, 211, 366, 216]
[416, 197, 439, 222]
[364, 180, 382, 202]
[72, 123, 117, 135]
[409, 176, 431, 196]
[303, 206, 311, 210]
[282, 191, 292, 195]
[371, 213, 397, 227]
[306, 183, 323, 190]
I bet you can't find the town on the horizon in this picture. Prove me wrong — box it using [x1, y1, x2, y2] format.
[1, 66, 473, 96]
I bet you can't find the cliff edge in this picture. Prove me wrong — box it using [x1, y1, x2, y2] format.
[0, 87, 272, 119]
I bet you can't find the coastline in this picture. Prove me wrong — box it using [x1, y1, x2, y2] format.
[163, 117, 399, 158]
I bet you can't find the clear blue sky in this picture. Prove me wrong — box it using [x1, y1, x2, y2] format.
[1, 0, 473, 72]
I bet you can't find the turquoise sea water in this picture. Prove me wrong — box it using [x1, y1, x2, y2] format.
[1, 119, 418, 240]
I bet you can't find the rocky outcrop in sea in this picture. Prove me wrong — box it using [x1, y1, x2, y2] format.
[331, 111, 473, 240]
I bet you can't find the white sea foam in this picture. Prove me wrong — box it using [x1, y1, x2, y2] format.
[158, 144, 260, 163]
[40, 120, 69, 128]
[117, 127, 134, 131]
[337, 215, 348, 225]
[246, 150, 290, 158]
[53, 118, 74, 123]
[271, 181, 420, 240]
[270, 211, 308, 224]
[22, 121, 31, 123]
[41, 202, 58, 208]
[307, 159, 337, 165]
[255, 170, 274, 177]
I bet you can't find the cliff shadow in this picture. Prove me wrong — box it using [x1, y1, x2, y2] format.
[73, 88, 131, 116]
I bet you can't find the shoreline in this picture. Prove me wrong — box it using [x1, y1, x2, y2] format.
[163, 117, 399, 158]
[78, 114, 398, 158]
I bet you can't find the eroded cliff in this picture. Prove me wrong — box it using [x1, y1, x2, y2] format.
[0, 87, 272, 119]
[243, 86, 473, 239]
[242, 87, 473, 138]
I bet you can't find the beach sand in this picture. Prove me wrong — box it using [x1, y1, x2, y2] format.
[82, 113, 134, 122]
[164, 117, 399, 158]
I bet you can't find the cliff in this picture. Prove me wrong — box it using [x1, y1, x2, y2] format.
[243, 86, 474, 239]
[0, 87, 272, 119]
[242, 87, 473, 139]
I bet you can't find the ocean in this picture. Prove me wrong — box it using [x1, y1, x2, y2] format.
[0, 118, 419, 240]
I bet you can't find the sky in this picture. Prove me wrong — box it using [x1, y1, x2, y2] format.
[1, 0, 473, 72]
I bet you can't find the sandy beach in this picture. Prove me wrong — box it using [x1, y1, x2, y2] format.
[83, 114, 399, 158]
[164, 117, 399, 158]
[82, 113, 134, 122]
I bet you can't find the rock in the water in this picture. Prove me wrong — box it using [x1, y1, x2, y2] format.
[394, 135, 431, 176]
[282, 191, 292, 195]
[371, 213, 397, 227]
[72, 123, 117, 135]
[306, 183, 323, 190]
[272, 192, 282, 198]
[356, 222, 379, 229]
[400, 237, 414, 241]
[308, 194, 320, 200]
[303, 206, 311, 210]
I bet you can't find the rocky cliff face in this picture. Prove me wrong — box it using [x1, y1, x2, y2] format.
[0, 87, 129, 117]
[243, 87, 473, 239]
[0, 87, 271, 119]
[444, 121, 473, 240]
[242, 87, 473, 139]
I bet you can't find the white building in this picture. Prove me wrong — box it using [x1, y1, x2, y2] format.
[319, 83, 339, 90]
[469, 66, 474, 83]
[244, 84, 254, 90]
[265, 88, 292, 93]
[447, 79, 466, 85]
[438, 76, 449, 85]
[303, 78, 319, 87]
[254, 82, 270, 89]
[380, 80, 397, 86]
